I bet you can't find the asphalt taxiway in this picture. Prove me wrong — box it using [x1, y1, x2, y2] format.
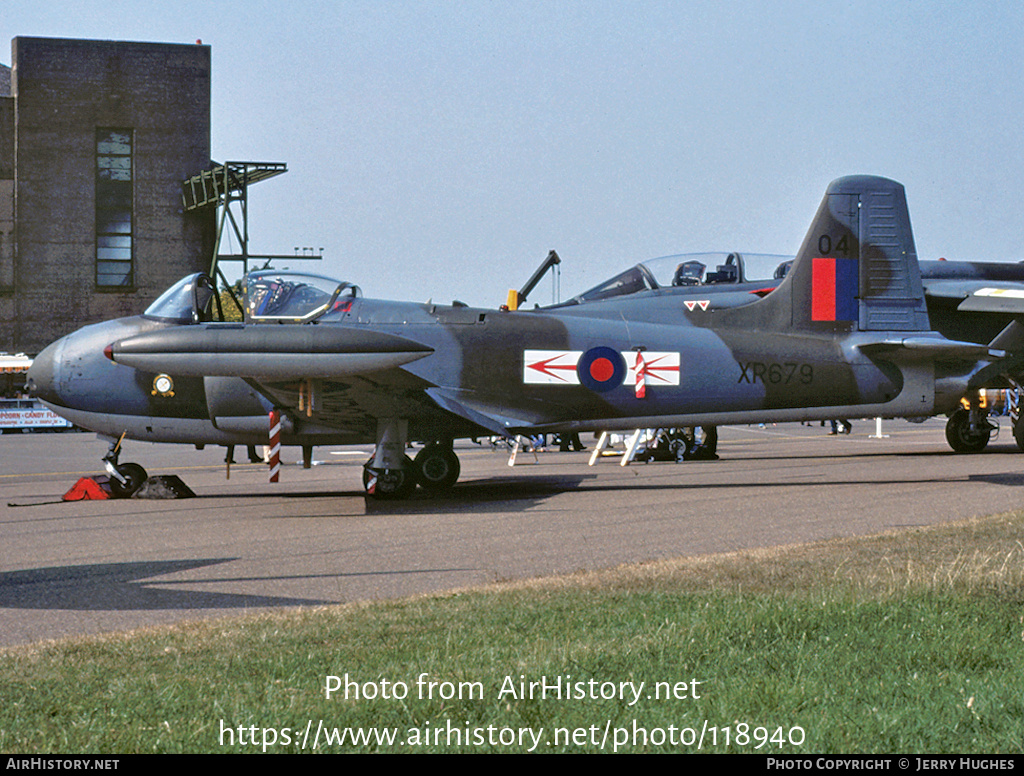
[3, 420, 1023, 647]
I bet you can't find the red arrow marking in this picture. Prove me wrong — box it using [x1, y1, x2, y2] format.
[638, 355, 680, 383]
[527, 355, 579, 382]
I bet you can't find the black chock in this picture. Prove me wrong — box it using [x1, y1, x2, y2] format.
[131, 475, 196, 499]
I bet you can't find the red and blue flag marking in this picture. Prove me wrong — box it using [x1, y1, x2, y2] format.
[811, 257, 858, 322]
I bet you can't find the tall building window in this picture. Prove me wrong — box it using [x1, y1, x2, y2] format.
[95, 128, 133, 287]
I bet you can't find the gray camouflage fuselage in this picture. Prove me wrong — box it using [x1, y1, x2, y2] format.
[26, 176, 1010, 492]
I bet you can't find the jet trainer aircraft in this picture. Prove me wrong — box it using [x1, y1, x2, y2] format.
[26, 175, 1018, 499]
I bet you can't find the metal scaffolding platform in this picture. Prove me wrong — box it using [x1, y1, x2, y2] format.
[182, 161, 287, 212]
[182, 160, 314, 277]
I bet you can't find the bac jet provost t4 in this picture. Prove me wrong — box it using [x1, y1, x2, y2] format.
[26, 175, 1019, 498]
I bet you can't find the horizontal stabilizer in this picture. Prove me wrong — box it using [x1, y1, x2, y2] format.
[859, 337, 1003, 361]
[111, 325, 433, 379]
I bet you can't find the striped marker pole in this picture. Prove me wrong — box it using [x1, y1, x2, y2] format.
[634, 350, 647, 399]
[268, 409, 281, 483]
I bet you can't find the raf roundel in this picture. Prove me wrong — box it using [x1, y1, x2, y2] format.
[577, 347, 627, 393]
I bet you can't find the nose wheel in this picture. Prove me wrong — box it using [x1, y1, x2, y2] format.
[108, 462, 148, 498]
[102, 434, 149, 498]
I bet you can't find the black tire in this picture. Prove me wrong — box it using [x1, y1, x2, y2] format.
[362, 455, 416, 499]
[413, 443, 461, 491]
[1014, 418, 1024, 453]
[109, 462, 148, 498]
[945, 409, 991, 453]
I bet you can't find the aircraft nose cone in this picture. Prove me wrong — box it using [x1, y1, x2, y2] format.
[25, 338, 64, 405]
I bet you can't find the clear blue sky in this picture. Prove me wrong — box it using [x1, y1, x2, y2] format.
[4, 1, 1023, 306]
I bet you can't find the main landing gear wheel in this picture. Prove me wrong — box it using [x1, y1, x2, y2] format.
[362, 455, 416, 500]
[945, 408, 992, 453]
[413, 443, 460, 492]
[1014, 420, 1024, 453]
[109, 462, 148, 498]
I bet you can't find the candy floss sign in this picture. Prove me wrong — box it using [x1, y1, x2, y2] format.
[0, 407, 73, 430]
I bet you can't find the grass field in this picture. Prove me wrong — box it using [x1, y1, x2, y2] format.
[2, 511, 1022, 753]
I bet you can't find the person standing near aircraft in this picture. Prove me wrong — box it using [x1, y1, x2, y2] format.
[558, 432, 586, 451]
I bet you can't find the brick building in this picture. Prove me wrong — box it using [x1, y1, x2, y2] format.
[0, 37, 215, 356]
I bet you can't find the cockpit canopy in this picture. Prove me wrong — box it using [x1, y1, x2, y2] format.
[560, 252, 793, 306]
[243, 271, 361, 323]
[143, 271, 361, 324]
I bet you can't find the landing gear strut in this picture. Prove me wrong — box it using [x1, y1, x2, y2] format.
[362, 420, 462, 499]
[102, 434, 148, 498]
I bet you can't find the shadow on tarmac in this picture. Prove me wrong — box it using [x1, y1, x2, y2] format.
[0, 558, 400, 611]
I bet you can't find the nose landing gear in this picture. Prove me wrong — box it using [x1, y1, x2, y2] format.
[102, 433, 149, 498]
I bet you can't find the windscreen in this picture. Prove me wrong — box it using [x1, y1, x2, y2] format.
[143, 273, 215, 322]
